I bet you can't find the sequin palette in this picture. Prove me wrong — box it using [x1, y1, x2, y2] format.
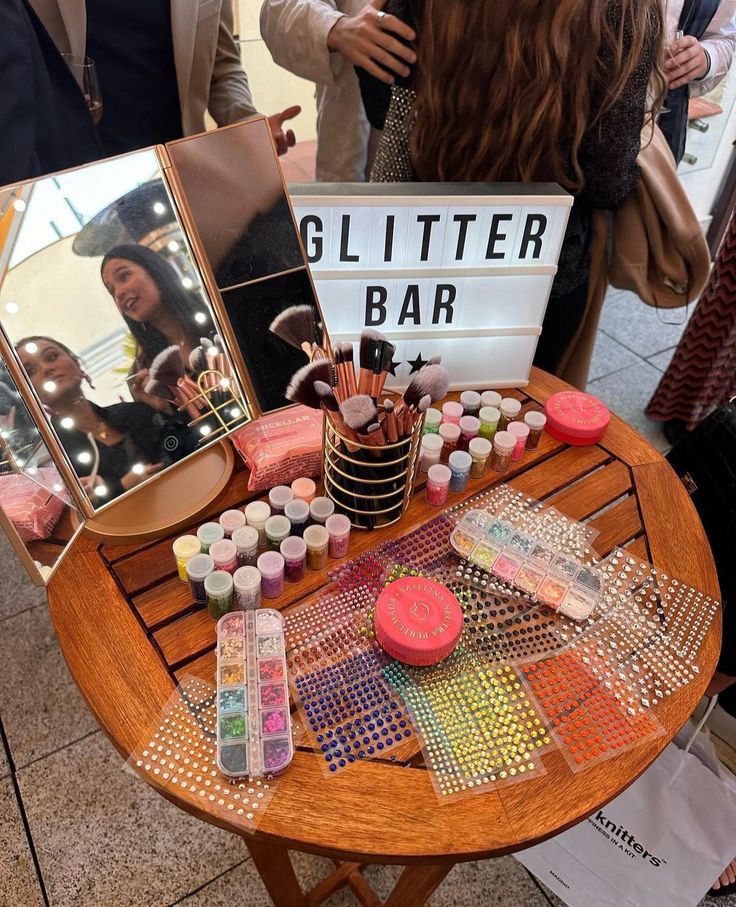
[450, 511, 605, 620]
[129, 676, 275, 832]
[217, 609, 293, 778]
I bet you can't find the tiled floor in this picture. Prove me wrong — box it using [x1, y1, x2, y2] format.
[1, 148, 731, 904]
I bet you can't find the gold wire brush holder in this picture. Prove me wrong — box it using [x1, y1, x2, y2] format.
[179, 370, 251, 441]
[322, 410, 424, 530]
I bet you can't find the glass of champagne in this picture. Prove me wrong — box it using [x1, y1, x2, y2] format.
[61, 54, 103, 124]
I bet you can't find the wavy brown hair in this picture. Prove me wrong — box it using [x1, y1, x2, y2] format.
[410, 0, 666, 192]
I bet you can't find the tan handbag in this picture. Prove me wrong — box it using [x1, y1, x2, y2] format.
[609, 124, 711, 308]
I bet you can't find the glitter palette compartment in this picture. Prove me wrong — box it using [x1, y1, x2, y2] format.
[450, 511, 605, 620]
[217, 609, 293, 778]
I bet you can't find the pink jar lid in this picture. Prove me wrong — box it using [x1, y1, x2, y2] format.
[545, 391, 610, 446]
[441, 401, 463, 420]
[374, 577, 463, 666]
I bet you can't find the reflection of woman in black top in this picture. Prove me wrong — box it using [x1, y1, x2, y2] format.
[15, 336, 193, 502]
[99, 243, 215, 409]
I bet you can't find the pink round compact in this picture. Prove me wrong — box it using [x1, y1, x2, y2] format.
[544, 391, 610, 446]
[374, 577, 463, 666]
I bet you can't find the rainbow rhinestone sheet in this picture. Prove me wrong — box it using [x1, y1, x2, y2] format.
[281, 484, 719, 797]
[128, 676, 277, 832]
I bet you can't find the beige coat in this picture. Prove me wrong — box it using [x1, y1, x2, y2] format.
[29, 0, 258, 137]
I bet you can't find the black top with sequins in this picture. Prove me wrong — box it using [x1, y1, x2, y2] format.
[358, 0, 657, 297]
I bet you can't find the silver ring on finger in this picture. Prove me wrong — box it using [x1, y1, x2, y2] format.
[376, 10, 386, 27]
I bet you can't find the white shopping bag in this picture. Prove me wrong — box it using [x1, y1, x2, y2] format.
[516, 734, 736, 907]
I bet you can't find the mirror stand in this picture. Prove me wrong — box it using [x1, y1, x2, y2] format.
[71, 441, 234, 544]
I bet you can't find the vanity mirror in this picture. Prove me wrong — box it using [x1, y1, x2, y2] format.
[0, 116, 326, 568]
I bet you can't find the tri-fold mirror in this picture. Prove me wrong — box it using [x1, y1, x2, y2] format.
[0, 116, 326, 584]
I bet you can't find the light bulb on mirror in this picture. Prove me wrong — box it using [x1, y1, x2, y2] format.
[42, 380, 56, 393]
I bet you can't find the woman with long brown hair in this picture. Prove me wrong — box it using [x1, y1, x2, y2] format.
[359, 0, 666, 372]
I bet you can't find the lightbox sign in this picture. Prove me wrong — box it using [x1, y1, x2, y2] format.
[289, 183, 572, 389]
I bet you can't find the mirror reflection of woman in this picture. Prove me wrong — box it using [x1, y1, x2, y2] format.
[16, 336, 168, 501]
[100, 243, 215, 409]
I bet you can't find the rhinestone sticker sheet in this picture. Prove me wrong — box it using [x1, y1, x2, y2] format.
[129, 676, 276, 831]
[384, 646, 550, 800]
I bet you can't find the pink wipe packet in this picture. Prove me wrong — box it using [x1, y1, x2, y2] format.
[0, 470, 66, 541]
[231, 406, 323, 492]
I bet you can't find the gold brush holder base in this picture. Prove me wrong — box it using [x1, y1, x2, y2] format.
[322, 412, 424, 530]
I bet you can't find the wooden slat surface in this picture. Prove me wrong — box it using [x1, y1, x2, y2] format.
[46, 367, 721, 865]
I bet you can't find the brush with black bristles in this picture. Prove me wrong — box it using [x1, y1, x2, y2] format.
[334, 342, 357, 398]
[270, 305, 321, 359]
[285, 360, 337, 410]
[358, 329, 389, 395]
[401, 364, 450, 410]
[146, 346, 204, 419]
[371, 338, 396, 400]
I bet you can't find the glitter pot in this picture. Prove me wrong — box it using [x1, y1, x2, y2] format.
[438, 422, 460, 461]
[172, 534, 201, 583]
[309, 496, 334, 525]
[244, 500, 271, 546]
[468, 437, 492, 477]
[257, 551, 285, 599]
[545, 391, 610, 445]
[490, 430, 515, 473]
[197, 521, 224, 554]
[448, 449, 472, 492]
[231, 525, 259, 568]
[284, 499, 310, 537]
[219, 509, 245, 538]
[460, 390, 481, 417]
[426, 463, 451, 506]
[441, 401, 463, 424]
[265, 515, 291, 551]
[507, 421, 530, 461]
[374, 576, 463, 665]
[205, 570, 234, 619]
[303, 524, 329, 570]
[424, 408, 442, 434]
[524, 410, 547, 449]
[268, 485, 293, 516]
[419, 433, 443, 472]
[280, 535, 307, 582]
[481, 390, 502, 409]
[209, 538, 238, 574]
[186, 553, 214, 603]
[458, 415, 480, 451]
[232, 566, 261, 610]
[291, 477, 316, 503]
[498, 398, 521, 432]
[478, 406, 500, 441]
[325, 513, 351, 558]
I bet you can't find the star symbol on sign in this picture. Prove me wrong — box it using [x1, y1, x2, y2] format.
[388, 357, 401, 377]
[407, 352, 428, 374]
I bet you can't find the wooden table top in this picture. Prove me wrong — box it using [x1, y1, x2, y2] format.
[46, 368, 721, 865]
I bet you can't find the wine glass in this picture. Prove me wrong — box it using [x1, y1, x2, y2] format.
[61, 54, 103, 125]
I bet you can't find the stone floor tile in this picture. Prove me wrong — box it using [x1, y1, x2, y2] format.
[0, 604, 99, 768]
[598, 288, 692, 358]
[17, 732, 245, 906]
[0, 533, 47, 623]
[0, 741, 9, 780]
[588, 331, 642, 383]
[587, 360, 669, 453]
[647, 347, 677, 372]
[0, 779, 44, 906]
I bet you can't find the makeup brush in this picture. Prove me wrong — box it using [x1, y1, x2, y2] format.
[269, 305, 320, 358]
[213, 334, 229, 377]
[334, 342, 358, 398]
[383, 399, 399, 443]
[358, 329, 389, 395]
[188, 345, 219, 396]
[314, 380, 351, 438]
[371, 339, 396, 400]
[401, 364, 450, 410]
[285, 360, 337, 410]
[427, 355, 442, 366]
[147, 346, 203, 419]
[340, 394, 377, 438]
[142, 378, 176, 402]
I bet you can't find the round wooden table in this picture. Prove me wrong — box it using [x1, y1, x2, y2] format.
[47, 368, 721, 906]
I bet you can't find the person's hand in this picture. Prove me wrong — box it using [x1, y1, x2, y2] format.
[268, 106, 301, 155]
[666, 35, 709, 89]
[327, 0, 416, 85]
[120, 462, 165, 491]
[129, 368, 174, 414]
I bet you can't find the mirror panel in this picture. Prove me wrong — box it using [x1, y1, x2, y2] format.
[0, 359, 81, 584]
[0, 150, 250, 513]
[166, 119, 326, 412]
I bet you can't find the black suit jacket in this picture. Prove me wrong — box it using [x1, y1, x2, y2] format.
[0, 0, 102, 186]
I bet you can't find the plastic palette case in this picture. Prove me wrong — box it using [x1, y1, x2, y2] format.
[449, 511, 605, 621]
[216, 609, 293, 778]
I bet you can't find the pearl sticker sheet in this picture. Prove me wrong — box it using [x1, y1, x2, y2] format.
[129, 676, 277, 832]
